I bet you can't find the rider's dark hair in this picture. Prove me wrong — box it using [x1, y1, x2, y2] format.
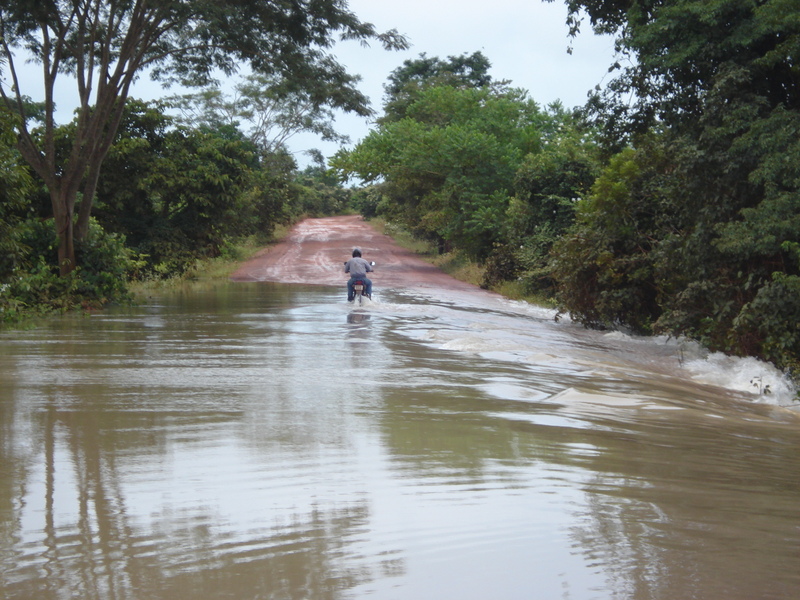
[352, 248, 362, 257]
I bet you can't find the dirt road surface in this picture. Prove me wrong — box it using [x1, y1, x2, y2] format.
[229, 215, 490, 295]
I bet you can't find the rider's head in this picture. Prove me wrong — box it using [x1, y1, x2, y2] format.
[352, 248, 362, 258]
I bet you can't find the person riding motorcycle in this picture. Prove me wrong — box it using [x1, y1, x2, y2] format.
[344, 248, 373, 301]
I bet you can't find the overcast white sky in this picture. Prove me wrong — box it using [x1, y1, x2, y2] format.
[9, 0, 618, 166]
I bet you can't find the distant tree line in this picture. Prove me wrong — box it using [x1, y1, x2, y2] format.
[335, 0, 800, 383]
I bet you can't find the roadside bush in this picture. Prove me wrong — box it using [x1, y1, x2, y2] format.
[350, 186, 382, 219]
[481, 243, 519, 289]
[75, 218, 144, 301]
[732, 272, 800, 378]
[0, 218, 141, 323]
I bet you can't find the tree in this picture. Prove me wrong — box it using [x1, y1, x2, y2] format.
[384, 51, 493, 99]
[557, 0, 800, 138]
[0, 107, 33, 281]
[0, 0, 407, 275]
[91, 99, 176, 250]
[494, 107, 599, 292]
[380, 51, 496, 123]
[92, 99, 297, 277]
[551, 0, 800, 374]
[167, 71, 352, 155]
[334, 83, 550, 258]
[550, 135, 679, 333]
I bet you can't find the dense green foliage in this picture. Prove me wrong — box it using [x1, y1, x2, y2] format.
[547, 0, 800, 377]
[336, 85, 545, 258]
[339, 9, 800, 382]
[0, 0, 406, 275]
[0, 97, 352, 322]
[380, 51, 495, 123]
[0, 109, 33, 282]
[1, 215, 142, 322]
[333, 52, 599, 292]
[94, 100, 263, 277]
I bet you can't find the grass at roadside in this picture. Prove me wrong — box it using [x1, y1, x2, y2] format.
[371, 218, 483, 286]
[494, 280, 555, 307]
[128, 226, 291, 299]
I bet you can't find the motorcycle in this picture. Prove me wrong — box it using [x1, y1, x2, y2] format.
[346, 261, 375, 305]
[351, 279, 370, 305]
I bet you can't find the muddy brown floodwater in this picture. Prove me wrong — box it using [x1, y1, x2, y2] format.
[2, 216, 799, 600]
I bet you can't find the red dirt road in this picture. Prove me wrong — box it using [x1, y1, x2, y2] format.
[229, 215, 485, 294]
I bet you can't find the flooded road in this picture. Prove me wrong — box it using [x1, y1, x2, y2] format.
[2, 217, 800, 599]
[1, 281, 799, 600]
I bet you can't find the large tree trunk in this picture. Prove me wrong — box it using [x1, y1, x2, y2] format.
[75, 152, 107, 242]
[52, 187, 77, 276]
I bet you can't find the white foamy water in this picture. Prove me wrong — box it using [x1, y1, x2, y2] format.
[369, 287, 798, 409]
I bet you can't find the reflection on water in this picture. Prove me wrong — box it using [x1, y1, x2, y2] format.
[1, 282, 799, 600]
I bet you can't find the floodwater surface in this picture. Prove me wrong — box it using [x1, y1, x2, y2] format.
[1, 282, 799, 600]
